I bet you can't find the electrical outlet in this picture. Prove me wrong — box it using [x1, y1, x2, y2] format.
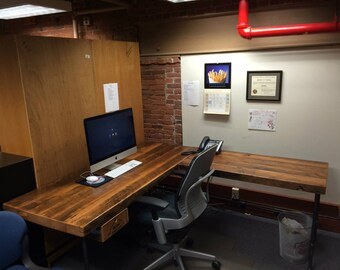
[83, 16, 91, 26]
[232, 187, 239, 200]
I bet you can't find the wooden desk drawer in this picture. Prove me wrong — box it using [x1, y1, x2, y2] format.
[90, 208, 129, 242]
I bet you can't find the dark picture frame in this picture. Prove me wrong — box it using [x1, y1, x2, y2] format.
[204, 63, 231, 89]
[246, 71, 283, 101]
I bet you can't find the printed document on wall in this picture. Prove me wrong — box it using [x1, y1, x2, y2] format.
[248, 109, 277, 131]
[183, 80, 200, 106]
[103, 83, 119, 112]
[203, 89, 230, 115]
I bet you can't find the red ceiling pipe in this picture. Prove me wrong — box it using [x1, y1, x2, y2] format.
[237, 0, 340, 39]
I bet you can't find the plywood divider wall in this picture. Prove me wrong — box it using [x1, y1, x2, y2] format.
[0, 35, 144, 189]
[0, 36, 32, 157]
[92, 40, 144, 143]
[17, 36, 98, 188]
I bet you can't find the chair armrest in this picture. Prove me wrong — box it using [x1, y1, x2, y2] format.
[135, 196, 170, 220]
[172, 168, 187, 177]
[134, 196, 169, 211]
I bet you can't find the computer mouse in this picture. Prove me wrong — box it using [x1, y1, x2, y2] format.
[86, 175, 100, 182]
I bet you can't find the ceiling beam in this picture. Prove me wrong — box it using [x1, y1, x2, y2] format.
[99, 0, 130, 8]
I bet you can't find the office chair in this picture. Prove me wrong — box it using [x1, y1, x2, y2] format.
[0, 210, 63, 270]
[135, 145, 221, 270]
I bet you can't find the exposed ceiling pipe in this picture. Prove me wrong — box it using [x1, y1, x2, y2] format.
[237, 0, 340, 39]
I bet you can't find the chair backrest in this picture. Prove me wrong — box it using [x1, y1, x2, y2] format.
[157, 145, 216, 232]
[0, 211, 27, 269]
[151, 145, 217, 244]
[175, 144, 217, 218]
[176, 145, 217, 199]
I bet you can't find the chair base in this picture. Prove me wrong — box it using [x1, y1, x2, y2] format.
[143, 237, 219, 270]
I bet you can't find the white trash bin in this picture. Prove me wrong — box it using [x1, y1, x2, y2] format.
[278, 211, 312, 264]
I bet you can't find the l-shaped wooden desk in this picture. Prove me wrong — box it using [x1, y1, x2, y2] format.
[182, 148, 328, 270]
[4, 143, 328, 270]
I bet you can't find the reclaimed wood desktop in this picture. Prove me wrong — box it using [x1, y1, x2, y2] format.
[3, 143, 190, 269]
[4, 144, 327, 270]
[182, 149, 328, 270]
[181, 150, 327, 194]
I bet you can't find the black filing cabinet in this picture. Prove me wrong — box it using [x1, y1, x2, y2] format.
[0, 152, 47, 265]
[0, 152, 36, 208]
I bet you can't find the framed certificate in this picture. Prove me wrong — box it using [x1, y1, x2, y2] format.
[246, 71, 282, 101]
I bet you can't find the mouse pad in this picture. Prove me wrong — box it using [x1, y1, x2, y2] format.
[76, 175, 113, 188]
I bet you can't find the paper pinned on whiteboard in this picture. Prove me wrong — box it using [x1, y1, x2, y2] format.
[248, 109, 277, 131]
[183, 80, 200, 106]
[103, 83, 119, 112]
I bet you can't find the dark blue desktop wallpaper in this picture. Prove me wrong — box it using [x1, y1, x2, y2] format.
[84, 109, 136, 164]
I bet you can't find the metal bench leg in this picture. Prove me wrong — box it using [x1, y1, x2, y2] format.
[307, 193, 320, 270]
[82, 238, 90, 270]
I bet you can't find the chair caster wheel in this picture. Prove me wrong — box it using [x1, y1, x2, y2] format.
[212, 260, 221, 270]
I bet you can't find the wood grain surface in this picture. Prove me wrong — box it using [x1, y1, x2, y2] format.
[182, 149, 328, 194]
[0, 36, 144, 189]
[4, 144, 327, 238]
[3, 143, 189, 237]
[0, 36, 33, 157]
[91, 40, 144, 145]
[17, 36, 98, 188]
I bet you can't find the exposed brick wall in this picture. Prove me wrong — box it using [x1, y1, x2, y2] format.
[141, 56, 182, 145]
[0, 15, 74, 38]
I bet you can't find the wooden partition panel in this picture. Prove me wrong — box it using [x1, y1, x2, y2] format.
[0, 36, 144, 189]
[0, 36, 32, 157]
[91, 40, 144, 144]
[0, 35, 144, 260]
[16, 36, 98, 188]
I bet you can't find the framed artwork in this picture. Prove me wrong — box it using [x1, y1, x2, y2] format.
[204, 63, 231, 89]
[246, 71, 283, 101]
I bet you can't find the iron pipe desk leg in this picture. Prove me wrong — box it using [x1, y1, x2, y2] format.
[82, 237, 90, 270]
[307, 193, 320, 270]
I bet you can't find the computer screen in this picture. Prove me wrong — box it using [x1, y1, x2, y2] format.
[84, 108, 137, 172]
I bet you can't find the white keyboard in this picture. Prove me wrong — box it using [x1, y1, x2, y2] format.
[105, 160, 142, 178]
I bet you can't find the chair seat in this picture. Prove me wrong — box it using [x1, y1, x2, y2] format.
[136, 191, 180, 225]
[0, 211, 64, 270]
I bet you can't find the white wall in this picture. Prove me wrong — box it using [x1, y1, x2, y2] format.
[181, 47, 340, 205]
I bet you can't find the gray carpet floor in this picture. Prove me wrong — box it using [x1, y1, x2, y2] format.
[54, 207, 340, 270]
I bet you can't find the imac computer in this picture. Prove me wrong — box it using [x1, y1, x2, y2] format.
[84, 108, 137, 172]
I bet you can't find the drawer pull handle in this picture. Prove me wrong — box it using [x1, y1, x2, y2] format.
[110, 220, 122, 233]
